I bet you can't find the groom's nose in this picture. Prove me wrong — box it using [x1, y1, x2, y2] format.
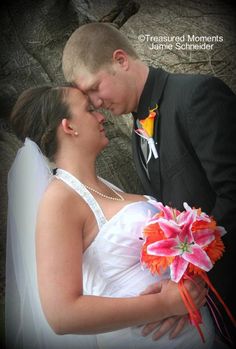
[88, 93, 103, 109]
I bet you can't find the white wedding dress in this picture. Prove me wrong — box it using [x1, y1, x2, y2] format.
[6, 140, 214, 349]
[55, 169, 215, 349]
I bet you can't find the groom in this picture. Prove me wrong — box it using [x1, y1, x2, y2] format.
[62, 22, 236, 338]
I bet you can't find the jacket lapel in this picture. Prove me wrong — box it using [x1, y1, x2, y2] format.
[132, 67, 169, 198]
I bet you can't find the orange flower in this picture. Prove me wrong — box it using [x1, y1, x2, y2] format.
[141, 220, 173, 274]
[139, 104, 158, 137]
[204, 231, 225, 263]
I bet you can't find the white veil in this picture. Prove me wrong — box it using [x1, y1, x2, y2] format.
[5, 138, 97, 349]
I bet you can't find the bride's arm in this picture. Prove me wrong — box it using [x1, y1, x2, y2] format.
[36, 182, 206, 335]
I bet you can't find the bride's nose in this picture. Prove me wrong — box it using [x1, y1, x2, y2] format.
[94, 111, 105, 123]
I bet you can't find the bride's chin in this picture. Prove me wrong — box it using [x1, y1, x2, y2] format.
[96, 139, 109, 154]
[103, 137, 109, 147]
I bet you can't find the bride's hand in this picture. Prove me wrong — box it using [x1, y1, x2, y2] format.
[140, 281, 188, 340]
[139, 280, 167, 296]
[141, 315, 188, 340]
[140, 277, 207, 324]
[161, 277, 207, 316]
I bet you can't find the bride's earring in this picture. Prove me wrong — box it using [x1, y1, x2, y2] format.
[74, 131, 78, 136]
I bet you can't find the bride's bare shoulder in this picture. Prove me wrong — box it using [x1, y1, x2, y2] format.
[38, 177, 86, 217]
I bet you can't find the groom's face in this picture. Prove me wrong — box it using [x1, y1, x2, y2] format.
[73, 64, 137, 116]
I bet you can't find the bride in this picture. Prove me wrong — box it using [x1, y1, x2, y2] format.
[6, 85, 215, 348]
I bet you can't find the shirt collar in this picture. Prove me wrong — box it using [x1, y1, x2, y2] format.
[133, 66, 169, 120]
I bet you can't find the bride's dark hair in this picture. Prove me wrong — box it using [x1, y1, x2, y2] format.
[10, 86, 70, 161]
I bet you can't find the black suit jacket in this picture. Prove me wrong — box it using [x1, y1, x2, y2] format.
[132, 67, 236, 313]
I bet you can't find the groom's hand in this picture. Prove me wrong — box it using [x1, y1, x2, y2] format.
[139, 282, 188, 340]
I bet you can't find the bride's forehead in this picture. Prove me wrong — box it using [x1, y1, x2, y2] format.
[66, 87, 88, 105]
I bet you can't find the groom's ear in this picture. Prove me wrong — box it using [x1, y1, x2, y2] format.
[112, 49, 129, 70]
[61, 118, 75, 135]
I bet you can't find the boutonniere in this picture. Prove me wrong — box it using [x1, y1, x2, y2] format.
[135, 104, 159, 162]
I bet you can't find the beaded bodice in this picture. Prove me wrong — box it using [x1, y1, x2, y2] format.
[55, 168, 107, 230]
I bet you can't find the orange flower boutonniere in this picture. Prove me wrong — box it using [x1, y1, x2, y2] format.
[135, 104, 159, 162]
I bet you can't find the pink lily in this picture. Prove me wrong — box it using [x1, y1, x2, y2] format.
[183, 202, 211, 223]
[146, 205, 215, 282]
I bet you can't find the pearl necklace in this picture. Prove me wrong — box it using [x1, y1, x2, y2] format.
[84, 182, 124, 201]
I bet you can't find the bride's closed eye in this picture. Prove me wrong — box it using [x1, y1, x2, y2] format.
[88, 105, 95, 112]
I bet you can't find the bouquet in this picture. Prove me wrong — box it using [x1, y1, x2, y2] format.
[140, 202, 236, 342]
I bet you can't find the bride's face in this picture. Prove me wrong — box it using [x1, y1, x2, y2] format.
[65, 87, 109, 154]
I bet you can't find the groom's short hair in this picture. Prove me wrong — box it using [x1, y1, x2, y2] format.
[62, 22, 139, 82]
